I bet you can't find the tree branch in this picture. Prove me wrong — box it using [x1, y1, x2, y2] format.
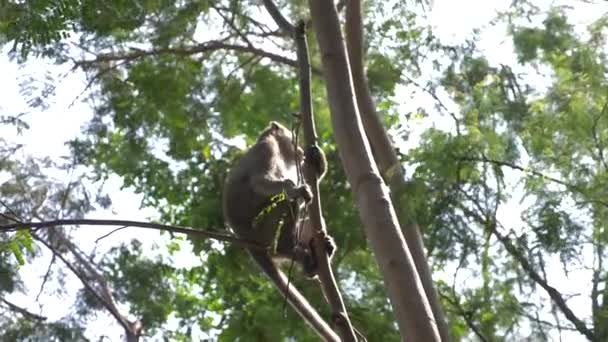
[33, 233, 142, 341]
[74, 40, 300, 70]
[1, 298, 47, 321]
[439, 293, 488, 342]
[308, 0, 441, 340]
[459, 155, 608, 207]
[212, 5, 254, 48]
[344, 0, 450, 340]
[295, 21, 358, 342]
[261, 0, 295, 35]
[0, 219, 264, 250]
[491, 224, 595, 340]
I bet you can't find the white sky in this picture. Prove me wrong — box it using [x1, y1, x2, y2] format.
[1, 0, 607, 341]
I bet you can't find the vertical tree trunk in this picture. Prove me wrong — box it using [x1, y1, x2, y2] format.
[308, 1, 441, 341]
[344, 2, 451, 341]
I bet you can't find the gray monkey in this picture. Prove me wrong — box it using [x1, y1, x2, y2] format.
[223, 121, 335, 331]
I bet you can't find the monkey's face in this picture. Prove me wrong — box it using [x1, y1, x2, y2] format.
[266, 121, 302, 163]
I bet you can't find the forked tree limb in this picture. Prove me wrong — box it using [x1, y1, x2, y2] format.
[295, 21, 358, 342]
[307, 0, 441, 340]
[343, 1, 451, 341]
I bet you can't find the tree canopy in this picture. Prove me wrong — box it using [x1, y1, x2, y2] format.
[1, 0, 608, 341]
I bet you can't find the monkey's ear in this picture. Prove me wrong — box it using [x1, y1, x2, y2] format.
[270, 121, 280, 130]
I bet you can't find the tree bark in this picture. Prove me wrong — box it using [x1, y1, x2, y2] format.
[344, 1, 451, 341]
[308, 1, 441, 341]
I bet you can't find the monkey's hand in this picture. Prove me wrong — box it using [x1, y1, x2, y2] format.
[304, 145, 327, 180]
[284, 180, 313, 203]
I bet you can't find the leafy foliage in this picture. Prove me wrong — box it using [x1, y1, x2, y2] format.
[2, 0, 608, 341]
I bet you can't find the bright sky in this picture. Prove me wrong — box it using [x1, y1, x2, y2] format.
[1, 0, 607, 341]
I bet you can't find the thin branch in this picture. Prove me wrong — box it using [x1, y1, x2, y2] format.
[213, 5, 254, 48]
[74, 40, 300, 70]
[403, 73, 461, 135]
[592, 227, 605, 337]
[491, 223, 595, 340]
[519, 309, 579, 332]
[95, 226, 129, 243]
[35, 254, 56, 302]
[214, 4, 276, 36]
[1, 298, 47, 321]
[33, 233, 141, 340]
[455, 182, 594, 340]
[68, 58, 127, 108]
[440, 293, 489, 342]
[0, 219, 264, 250]
[0, 198, 22, 222]
[459, 155, 608, 207]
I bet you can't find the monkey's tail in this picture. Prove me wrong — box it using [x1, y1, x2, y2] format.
[249, 252, 339, 341]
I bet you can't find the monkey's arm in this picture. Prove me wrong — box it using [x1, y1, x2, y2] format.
[250, 175, 312, 202]
[250, 175, 296, 196]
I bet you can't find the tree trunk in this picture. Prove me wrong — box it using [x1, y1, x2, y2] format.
[344, 1, 451, 341]
[308, 1, 441, 341]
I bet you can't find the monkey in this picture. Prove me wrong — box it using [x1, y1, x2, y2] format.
[222, 121, 335, 335]
[223, 121, 334, 275]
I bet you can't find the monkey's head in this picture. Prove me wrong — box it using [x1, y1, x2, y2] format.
[258, 121, 303, 161]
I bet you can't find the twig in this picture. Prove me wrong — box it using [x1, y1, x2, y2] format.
[35, 254, 56, 302]
[402, 73, 461, 135]
[439, 293, 489, 342]
[591, 98, 608, 170]
[95, 226, 129, 242]
[213, 5, 254, 48]
[0, 198, 22, 222]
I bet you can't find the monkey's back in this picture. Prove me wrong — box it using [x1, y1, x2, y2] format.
[222, 149, 268, 230]
[223, 122, 300, 244]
